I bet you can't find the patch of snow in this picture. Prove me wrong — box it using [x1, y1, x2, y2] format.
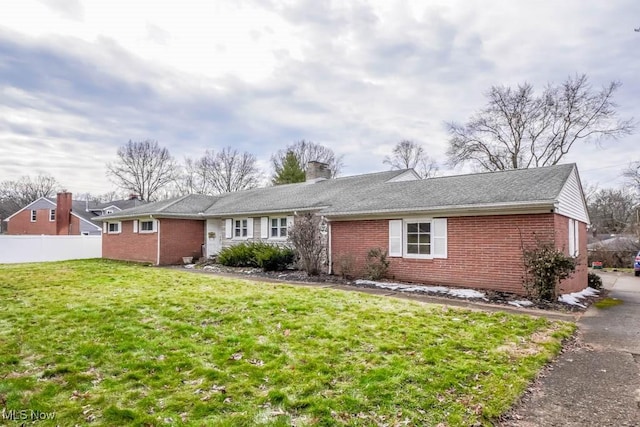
[558, 286, 600, 308]
[448, 289, 486, 299]
[508, 300, 534, 308]
[184, 264, 196, 269]
[353, 279, 486, 299]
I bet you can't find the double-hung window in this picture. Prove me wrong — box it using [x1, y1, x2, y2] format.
[271, 217, 288, 238]
[140, 220, 155, 233]
[107, 222, 121, 234]
[388, 218, 447, 259]
[406, 221, 431, 256]
[30, 210, 37, 222]
[234, 219, 248, 238]
[49, 209, 56, 221]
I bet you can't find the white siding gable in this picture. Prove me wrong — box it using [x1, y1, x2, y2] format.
[556, 166, 589, 223]
[386, 170, 421, 182]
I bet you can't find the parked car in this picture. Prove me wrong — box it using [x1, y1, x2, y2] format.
[635, 251, 640, 277]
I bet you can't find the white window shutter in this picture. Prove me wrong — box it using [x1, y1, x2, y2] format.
[261, 217, 269, 239]
[432, 218, 448, 259]
[286, 216, 294, 229]
[225, 219, 232, 239]
[133, 220, 138, 233]
[388, 220, 402, 257]
[247, 218, 254, 239]
[568, 219, 576, 257]
[152, 219, 158, 232]
[574, 220, 579, 257]
[102, 222, 107, 233]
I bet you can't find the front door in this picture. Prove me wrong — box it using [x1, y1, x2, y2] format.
[206, 219, 222, 257]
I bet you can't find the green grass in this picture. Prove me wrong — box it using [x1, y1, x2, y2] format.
[0, 260, 574, 426]
[594, 297, 624, 309]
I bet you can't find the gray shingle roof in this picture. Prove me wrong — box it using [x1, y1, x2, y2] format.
[96, 194, 219, 220]
[321, 163, 575, 216]
[96, 164, 577, 220]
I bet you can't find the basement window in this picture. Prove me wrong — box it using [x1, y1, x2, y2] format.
[49, 209, 56, 222]
[30, 210, 37, 222]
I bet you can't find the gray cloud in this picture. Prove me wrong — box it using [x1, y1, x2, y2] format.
[0, 0, 639, 194]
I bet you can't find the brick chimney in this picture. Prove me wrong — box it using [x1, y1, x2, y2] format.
[56, 192, 72, 235]
[306, 161, 331, 181]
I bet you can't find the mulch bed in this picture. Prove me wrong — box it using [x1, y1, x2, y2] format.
[186, 260, 602, 312]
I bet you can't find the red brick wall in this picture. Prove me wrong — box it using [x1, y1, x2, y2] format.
[553, 214, 588, 294]
[7, 209, 82, 235]
[159, 219, 204, 264]
[331, 213, 587, 295]
[102, 220, 158, 264]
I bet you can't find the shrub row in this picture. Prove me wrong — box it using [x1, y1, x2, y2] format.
[218, 242, 295, 272]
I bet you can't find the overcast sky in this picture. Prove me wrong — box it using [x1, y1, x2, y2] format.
[0, 0, 638, 196]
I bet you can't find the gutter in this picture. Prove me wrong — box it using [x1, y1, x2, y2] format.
[322, 200, 558, 218]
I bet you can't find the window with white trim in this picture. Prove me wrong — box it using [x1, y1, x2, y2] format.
[107, 222, 121, 234]
[270, 217, 288, 238]
[406, 220, 431, 256]
[30, 210, 37, 222]
[388, 218, 447, 259]
[49, 209, 56, 221]
[140, 220, 156, 233]
[234, 219, 248, 238]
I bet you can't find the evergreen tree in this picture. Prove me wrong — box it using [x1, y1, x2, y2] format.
[272, 151, 305, 185]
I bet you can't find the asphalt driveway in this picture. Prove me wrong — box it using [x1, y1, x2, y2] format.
[501, 271, 640, 426]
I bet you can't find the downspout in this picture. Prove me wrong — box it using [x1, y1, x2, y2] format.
[153, 216, 161, 266]
[327, 220, 332, 274]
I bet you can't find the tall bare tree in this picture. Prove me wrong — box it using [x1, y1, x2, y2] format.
[198, 147, 262, 194]
[383, 140, 438, 178]
[623, 162, 640, 194]
[271, 140, 343, 180]
[587, 188, 638, 234]
[170, 157, 216, 196]
[447, 74, 635, 171]
[0, 174, 61, 206]
[107, 140, 177, 201]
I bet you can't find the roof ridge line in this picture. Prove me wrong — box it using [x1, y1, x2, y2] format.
[157, 194, 193, 212]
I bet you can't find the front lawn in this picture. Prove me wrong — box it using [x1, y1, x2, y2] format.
[0, 260, 573, 426]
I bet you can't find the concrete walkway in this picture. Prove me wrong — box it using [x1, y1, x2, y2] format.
[501, 271, 640, 426]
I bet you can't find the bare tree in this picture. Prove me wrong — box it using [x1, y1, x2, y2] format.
[447, 74, 635, 171]
[106, 140, 177, 201]
[287, 212, 324, 275]
[623, 162, 640, 194]
[0, 174, 61, 206]
[198, 147, 262, 194]
[383, 140, 438, 178]
[271, 140, 344, 180]
[170, 157, 216, 196]
[587, 188, 638, 234]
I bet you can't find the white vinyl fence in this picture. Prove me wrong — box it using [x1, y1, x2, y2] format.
[0, 235, 102, 264]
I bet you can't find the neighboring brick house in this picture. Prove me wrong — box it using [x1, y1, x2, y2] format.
[96, 162, 589, 295]
[4, 193, 145, 236]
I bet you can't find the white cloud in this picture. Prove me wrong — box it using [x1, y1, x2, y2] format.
[0, 0, 638, 195]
